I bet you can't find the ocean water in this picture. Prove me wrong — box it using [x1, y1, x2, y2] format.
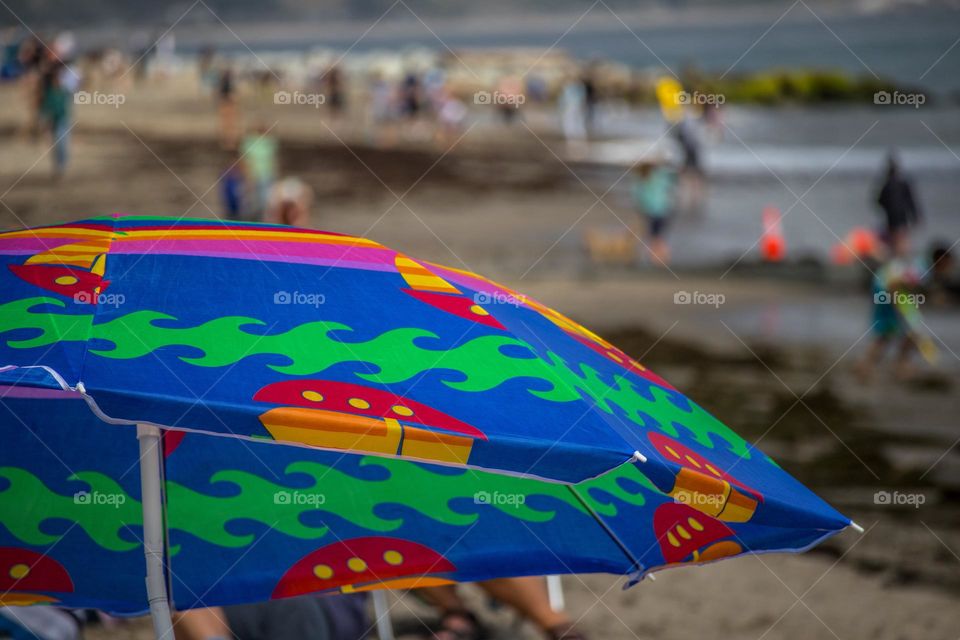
[552, 103, 960, 269]
[186, 5, 960, 93]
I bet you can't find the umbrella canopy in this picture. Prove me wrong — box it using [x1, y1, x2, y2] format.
[0, 216, 852, 617]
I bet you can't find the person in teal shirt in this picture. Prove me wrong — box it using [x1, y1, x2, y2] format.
[39, 60, 75, 179]
[241, 123, 279, 220]
[631, 160, 676, 265]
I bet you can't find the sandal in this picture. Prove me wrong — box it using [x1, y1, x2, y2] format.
[547, 622, 588, 640]
[430, 609, 487, 640]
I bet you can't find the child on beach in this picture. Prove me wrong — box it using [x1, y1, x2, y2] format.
[856, 238, 953, 379]
[630, 160, 676, 266]
[221, 151, 246, 221]
[266, 177, 313, 227]
[240, 123, 279, 221]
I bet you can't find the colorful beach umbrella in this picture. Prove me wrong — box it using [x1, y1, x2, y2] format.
[0, 216, 854, 636]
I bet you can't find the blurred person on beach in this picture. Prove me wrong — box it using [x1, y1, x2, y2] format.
[400, 71, 432, 140]
[401, 71, 422, 120]
[876, 153, 922, 247]
[172, 592, 369, 640]
[0, 606, 81, 640]
[197, 46, 216, 95]
[581, 65, 598, 135]
[559, 76, 587, 152]
[855, 235, 947, 380]
[217, 67, 240, 150]
[525, 72, 549, 103]
[701, 102, 724, 142]
[94, 47, 131, 94]
[16, 34, 45, 138]
[1, 28, 24, 80]
[435, 89, 467, 146]
[128, 29, 155, 83]
[674, 115, 705, 213]
[50, 31, 75, 67]
[631, 159, 677, 266]
[240, 123, 279, 220]
[38, 56, 79, 180]
[221, 151, 246, 221]
[152, 32, 176, 81]
[418, 577, 587, 640]
[368, 71, 398, 146]
[423, 66, 447, 116]
[323, 65, 346, 117]
[496, 74, 524, 124]
[267, 177, 314, 227]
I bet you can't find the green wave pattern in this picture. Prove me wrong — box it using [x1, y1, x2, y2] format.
[0, 468, 142, 551]
[0, 297, 750, 457]
[0, 457, 654, 551]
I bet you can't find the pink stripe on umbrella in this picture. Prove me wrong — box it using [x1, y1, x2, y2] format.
[111, 239, 398, 267]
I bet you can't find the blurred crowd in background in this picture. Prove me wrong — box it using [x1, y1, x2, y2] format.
[4, 23, 959, 382]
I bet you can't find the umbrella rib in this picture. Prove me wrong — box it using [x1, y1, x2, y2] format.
[566, 483, 644, 578]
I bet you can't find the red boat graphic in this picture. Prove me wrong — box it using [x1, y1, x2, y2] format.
[8, 237, 111, 304]
[0, 547, 74, 606]
[255, 379, 486, 465]
[653, 503, 742, 565]
[395, 255, 505, 330]
[648, 432, 762, 523]
[272, 536, 455, 598]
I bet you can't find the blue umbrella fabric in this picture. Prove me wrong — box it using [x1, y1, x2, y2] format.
[0, 216, 852, 614]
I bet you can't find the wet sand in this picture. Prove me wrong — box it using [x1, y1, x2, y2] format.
[3, 83, 959, 639]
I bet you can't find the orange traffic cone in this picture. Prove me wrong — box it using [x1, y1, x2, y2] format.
[760, 206, 786, 262]
[831, 227, 879, 266]
[849, 227, 878, 259]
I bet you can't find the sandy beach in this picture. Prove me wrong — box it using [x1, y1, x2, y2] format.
[2, 77, 959, 640]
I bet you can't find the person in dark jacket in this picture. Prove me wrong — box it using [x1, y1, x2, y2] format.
[876, 154, 922, 246]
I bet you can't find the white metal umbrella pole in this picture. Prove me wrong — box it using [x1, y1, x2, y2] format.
[371, 589, 395, 640]
[546, 575, 565, 612]
[138, 424, 175, 640]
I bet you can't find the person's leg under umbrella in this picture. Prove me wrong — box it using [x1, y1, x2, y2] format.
[52, 118, 70, 178]
[174, 596, 338, 640]
[477, 577, 586, 640]
[418, 577, 587, 640]
[172, 607, 231, 640]
[416, 584, 487, 640]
